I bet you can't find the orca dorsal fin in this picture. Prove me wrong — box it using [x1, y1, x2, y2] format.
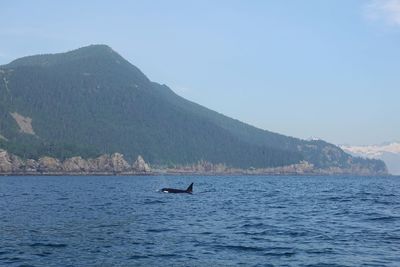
[186, 183, 193, 193]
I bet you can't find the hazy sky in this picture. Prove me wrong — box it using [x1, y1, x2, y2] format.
[1, 0, 399, 145]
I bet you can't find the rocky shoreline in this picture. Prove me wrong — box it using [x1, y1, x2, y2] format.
[0, 149, 389, 176]
[0, 149, 151, 176]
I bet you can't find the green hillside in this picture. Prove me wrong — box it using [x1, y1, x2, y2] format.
[0, 45, 386, 172]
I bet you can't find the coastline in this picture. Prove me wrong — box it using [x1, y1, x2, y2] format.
[0, 149, 388, 177]
[0, 170, 392, 177]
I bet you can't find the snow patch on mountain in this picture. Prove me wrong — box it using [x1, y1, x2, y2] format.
[340, 142, 400, 175]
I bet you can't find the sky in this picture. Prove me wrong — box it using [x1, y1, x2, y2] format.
[1, 0, 399, 146]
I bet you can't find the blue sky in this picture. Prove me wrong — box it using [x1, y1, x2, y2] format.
[1, 0, 399, 145]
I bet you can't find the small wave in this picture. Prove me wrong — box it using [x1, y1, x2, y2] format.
[93, 223, 121, 228]
[366, 216, 400, 222]
[269, 205, 286, 209]
[325, 196, 341, 201]
[143, 200, 166, 205]
[357, 191, 373, 195]
[34, 251, 52, 257]
[303, 263, 349, 267]
[264, 251, 296, 257]
[326, 196, 351, 202]
[146, 228, 173, 233]
[129, 255, 149, 259]
[373, 200, 392, 205]
[0, 257, 24, 263]
[241, 223, 266, 228]
[29, 243, 67, 248]
[333, 210, 350, 216]
[288, 231, 307, 237]
[197, 190, 216, 194]
[382, 193, 396, 197]
[306, 248, 334, 254]
[214, 245, 264, 252]
[150, 253, 178, 258]
[236, 230, 272, 236]
[250, 236, 268, 241]
[199, 231, 213, 235]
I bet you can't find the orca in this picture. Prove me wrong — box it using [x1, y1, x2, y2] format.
[161, 183, 193, 194]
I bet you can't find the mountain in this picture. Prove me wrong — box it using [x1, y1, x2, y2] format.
[0, 44, 387, 174]
[341, 142, 400, 175]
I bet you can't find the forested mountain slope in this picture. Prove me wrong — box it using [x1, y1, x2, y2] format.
[0, 45, 386, 173]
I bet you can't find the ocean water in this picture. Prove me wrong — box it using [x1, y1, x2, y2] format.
[0, 175, 399, 267]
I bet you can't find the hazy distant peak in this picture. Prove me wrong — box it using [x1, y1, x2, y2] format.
[341, 142, 400, 157]
[340, 142, 400, 175]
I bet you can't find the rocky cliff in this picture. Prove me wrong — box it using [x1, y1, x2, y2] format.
[0, 149, 151, 175]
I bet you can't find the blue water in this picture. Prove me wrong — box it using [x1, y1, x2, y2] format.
[1, 175, 399, 267]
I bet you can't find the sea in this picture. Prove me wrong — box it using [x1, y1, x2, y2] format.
[0, 175, 399, 267]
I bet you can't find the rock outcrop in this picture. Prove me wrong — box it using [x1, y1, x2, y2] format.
[86, 153, 131, 173]
[63, 156, 89, 172]
[25, 159, 39, 172]
[10, 154, 24, 172]
[0, 149, 151, 175]
[10, 112, 36, 135]
[87, 154, 113, 172]
[38, 156, 62, 172]
[0, 150, 13, 173]
[0, 150, 25, 172]
[132, 155, 150, 172]
[110, 153, 131, 173]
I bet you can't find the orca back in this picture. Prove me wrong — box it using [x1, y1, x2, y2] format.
[161, 183, 193, 194]
[186, 183, 193, 193]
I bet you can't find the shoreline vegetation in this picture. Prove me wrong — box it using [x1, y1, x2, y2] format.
[0, 149, 388, 176]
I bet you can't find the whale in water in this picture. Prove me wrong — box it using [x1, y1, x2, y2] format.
[161, 183, 193, 194]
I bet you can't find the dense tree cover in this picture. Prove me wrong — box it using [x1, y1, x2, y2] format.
[0, 45, 386, 172]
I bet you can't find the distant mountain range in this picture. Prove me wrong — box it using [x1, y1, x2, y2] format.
[341, 142, 400, 175]
[0, 44, 386, 175]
